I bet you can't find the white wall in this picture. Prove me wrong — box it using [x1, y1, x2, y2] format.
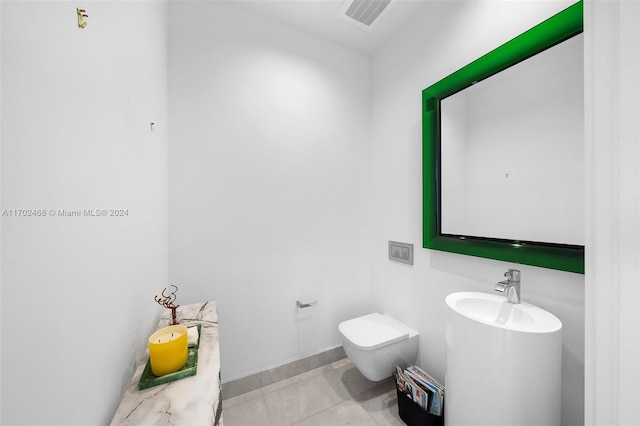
[1, 2, 168, 425]
[369, 2, 585, 425]
[167, 2, 373, 381]
[585, 0, 640, 424]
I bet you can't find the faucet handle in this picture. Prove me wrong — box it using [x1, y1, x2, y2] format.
[505, 269, 521, 282]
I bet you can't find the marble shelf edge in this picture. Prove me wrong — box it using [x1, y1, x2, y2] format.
[110, 301, 222, 425]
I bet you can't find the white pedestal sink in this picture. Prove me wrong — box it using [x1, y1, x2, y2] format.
[445, 292, 562, 426]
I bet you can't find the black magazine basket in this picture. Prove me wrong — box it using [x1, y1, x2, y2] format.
[393, 373, 444, 426]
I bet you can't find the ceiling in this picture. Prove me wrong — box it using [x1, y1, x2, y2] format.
[230, 0, 432, 55]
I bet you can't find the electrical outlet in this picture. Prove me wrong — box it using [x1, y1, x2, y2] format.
[389, 241, 413, 265]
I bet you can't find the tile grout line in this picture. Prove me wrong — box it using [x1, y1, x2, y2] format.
[263, 363, 354, 425]
[286, 364, 388, 425]
[260, 365, 334, 397]
[262, 393, 275, 426]
[289, 396, 359, 426]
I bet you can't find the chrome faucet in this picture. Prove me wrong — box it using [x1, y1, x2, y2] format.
[495, 269, 521, 304]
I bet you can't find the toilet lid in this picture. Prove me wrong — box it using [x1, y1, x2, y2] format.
[338, 313, 410, 351]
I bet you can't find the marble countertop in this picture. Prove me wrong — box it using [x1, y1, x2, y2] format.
[111, 301, 222, 425]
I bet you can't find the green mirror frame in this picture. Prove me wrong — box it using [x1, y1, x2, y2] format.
[422, 1, 584, 274]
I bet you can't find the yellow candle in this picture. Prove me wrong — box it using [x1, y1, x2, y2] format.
[148, 325, 188, 377]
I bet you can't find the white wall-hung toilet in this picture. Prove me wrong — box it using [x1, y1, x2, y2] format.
[338, 313, 419, 381]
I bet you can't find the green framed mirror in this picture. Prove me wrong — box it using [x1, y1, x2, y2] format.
[422, 1, 584, 274]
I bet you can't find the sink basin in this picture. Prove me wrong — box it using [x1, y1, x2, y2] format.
[445, 291, 562, 426]
[446, 291, 562, 333]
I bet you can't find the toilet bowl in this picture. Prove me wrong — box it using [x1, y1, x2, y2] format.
[338, 313, 419, 381]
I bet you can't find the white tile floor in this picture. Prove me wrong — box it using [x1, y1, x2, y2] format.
[222, 359, 406, 426]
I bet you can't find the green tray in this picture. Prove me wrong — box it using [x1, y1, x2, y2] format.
[138, 324, 201, 390]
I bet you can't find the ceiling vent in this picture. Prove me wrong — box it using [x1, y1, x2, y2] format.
[337, 0, 393, 32]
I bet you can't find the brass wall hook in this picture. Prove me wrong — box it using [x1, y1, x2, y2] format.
[77, 8, 88, 29]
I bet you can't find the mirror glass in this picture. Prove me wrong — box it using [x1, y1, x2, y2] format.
[440, 34, 584, 246]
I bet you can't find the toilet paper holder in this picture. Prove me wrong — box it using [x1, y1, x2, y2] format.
[296, 300, 318, 309]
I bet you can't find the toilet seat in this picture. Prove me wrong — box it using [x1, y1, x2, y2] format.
[338, 313, 414, 351]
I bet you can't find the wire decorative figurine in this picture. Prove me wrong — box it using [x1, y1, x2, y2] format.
[155, 285, 180, 325]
